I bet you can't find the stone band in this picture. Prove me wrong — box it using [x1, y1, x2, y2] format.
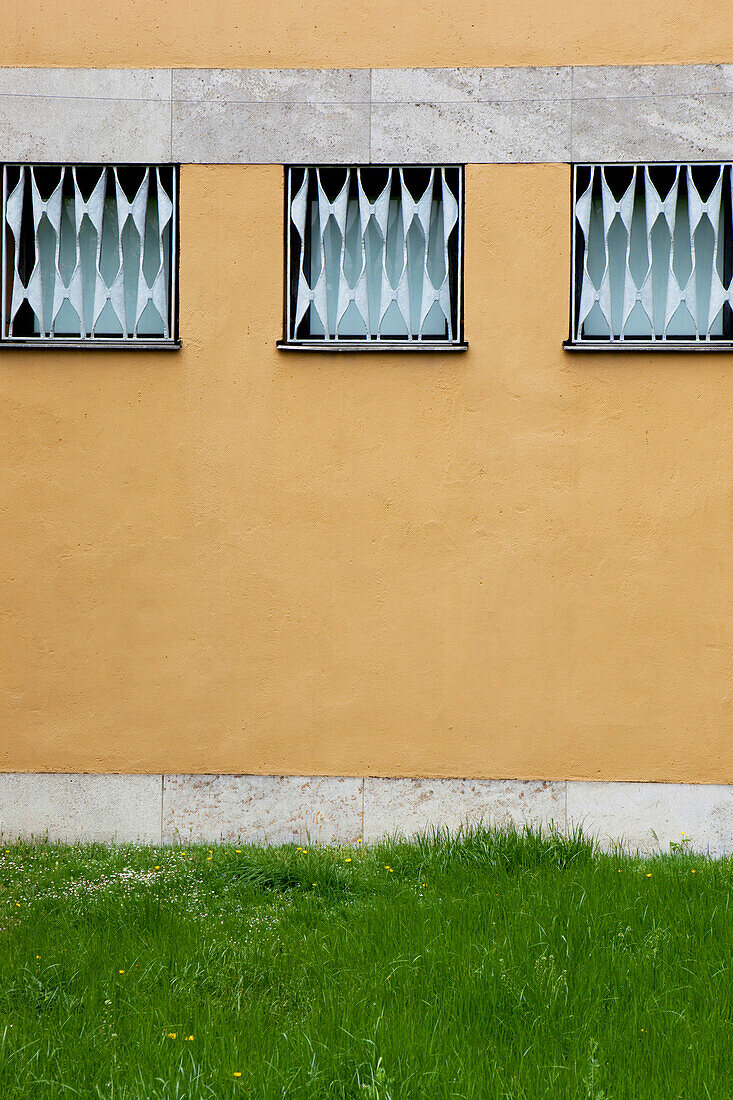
[0, 774, 730, 855]
[1, 65, 733, 164]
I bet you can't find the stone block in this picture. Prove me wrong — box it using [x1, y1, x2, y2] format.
[162, 774, 363, 844]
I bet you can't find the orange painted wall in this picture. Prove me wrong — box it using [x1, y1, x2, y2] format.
[1, 164, 731, 781]
[0, 0, 730, 68]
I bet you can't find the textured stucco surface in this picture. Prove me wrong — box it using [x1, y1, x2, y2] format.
[0, 0, 731, 69]
[0, 163, 731, 780]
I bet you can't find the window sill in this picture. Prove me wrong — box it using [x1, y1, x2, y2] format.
[564, 340, 733, 353]
[277, 340, 468, 353]
[0, 339, 182, 351]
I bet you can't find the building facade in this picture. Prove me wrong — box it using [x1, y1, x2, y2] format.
[0, 0, 731, 851]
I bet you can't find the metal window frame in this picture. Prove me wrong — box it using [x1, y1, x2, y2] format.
[278, 164, 467, 352]
[565, 161, 733, 352]
[0, 163, 181, 350]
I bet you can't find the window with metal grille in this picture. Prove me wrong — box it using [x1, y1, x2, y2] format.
[280, 165, 465, 350]
[569, 164, 733, 349]
[1, 165, 178, 348]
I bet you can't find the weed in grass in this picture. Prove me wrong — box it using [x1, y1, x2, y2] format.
[583, 1040, 609, 1100]
[669, 833, 693, 856]
[357, 1057, 394, 1100]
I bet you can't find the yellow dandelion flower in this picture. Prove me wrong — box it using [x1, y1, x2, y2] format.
[691, 869, 697, 874]
[646, 873, 652, 878]
[233, 1071, 242, 1077]
[15, 902, 20, 908]
[235, 849, 241, 853]
[207, 856, 212, 861]
[154, 866, 160, 870]
[345, 858, 352, 863]
[186, 1035, 194, 1041]
[312, 882, 316, 886]
[119, 969, 125, 974]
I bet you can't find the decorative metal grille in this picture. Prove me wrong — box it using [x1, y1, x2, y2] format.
[283, 166, 463, 347]
[1, 165, 177, 345]
[571, 163, 733, 346]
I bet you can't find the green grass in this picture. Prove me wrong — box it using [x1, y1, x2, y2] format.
[0, 826, 730, 1098]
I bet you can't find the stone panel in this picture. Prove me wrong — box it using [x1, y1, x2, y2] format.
[363, 778, 565, 841]
[0, 774, 162, 843]
[162, 774, 363, 844]
[172, 68, 370, 163]
[572, 64, 733, 98]
[571, 93, 733, 162]
[566, 781, 733, 856]
[371, 99, 570, 163]
[0, 69, 172, 162]
[372, 66, 571, 103]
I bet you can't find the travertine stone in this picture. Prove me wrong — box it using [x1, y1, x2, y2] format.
[173, 68, 370, 103]
[0, 774, 162, 843]
[566, 781, 733, 856]
[572, 93, 733, 162]
[572, 64, 733, 98]
[162, 774, 363, 844]
[172, 68, 370, 163]
[363, 778, 565, 841]
[372, 66, 571, 103]
[0, 64, 730, 164]
[0, 69, 172, 162]
[371, 99, 570, 163]
[0, 68, 171, 99]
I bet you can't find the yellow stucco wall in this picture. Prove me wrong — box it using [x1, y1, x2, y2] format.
[1, 164, 731, 781]
[0, 0, 731, 68]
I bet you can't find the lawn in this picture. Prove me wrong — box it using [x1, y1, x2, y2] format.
[0, 826, 730, 1098]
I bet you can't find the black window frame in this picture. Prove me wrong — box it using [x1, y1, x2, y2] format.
[565, 161, 733, 352]
[0, 162, 180, 351]
[278, 164, 467, 352]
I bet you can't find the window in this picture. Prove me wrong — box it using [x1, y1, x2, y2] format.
[569, 163, 733, 349]
[1, 164, 178, 347]
[280, 165, 465, 350]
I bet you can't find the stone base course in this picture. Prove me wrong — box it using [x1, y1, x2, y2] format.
[0, 774, 731, 856]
